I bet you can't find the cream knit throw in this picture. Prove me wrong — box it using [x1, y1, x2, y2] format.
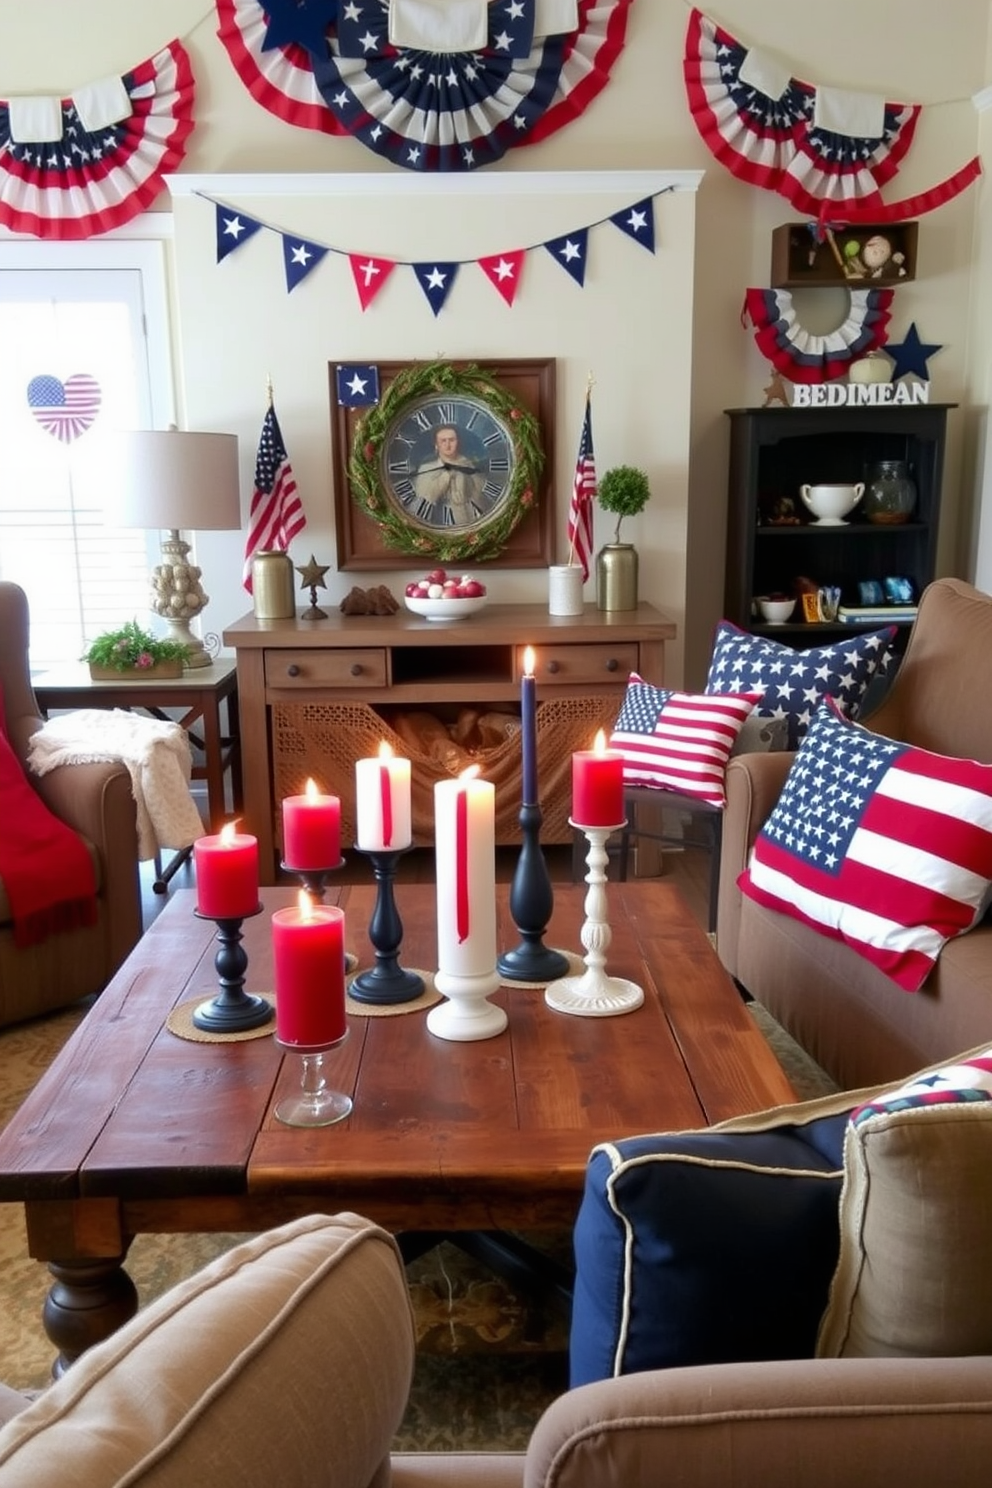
[27, 708, 204, 860]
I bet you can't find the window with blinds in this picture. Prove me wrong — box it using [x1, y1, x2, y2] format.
[0, 236, 175, 672]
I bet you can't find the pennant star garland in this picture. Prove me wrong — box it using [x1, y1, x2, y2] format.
[215, 0, 632, 172]
[203, 187, 668, 313]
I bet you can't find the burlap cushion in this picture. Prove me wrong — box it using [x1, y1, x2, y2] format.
[817, 1043, 992, 1358]
[0, 1214, 414, 1488]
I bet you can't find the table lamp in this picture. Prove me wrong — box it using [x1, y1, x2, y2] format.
[104, 429, 242, 668]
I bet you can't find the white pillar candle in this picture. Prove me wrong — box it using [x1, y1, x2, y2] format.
[434, 767, 496, 979]
[355, 741, 412, 851]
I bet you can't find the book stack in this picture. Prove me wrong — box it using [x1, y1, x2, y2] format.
[837, 604, 918, 625]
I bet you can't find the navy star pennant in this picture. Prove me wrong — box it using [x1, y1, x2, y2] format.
[216, 204, 264, 263]
[545, 228, 588, 286]
[282, 234, 329, 292]
[262, 0, 338, 57]
[884, 322, 942, 382]
[610, 197, 655, 254]
[413, 261, 459, 316]
[336, 364, 380, 407]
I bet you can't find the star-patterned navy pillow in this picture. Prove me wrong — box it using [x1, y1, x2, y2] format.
[705, 621, 896, 748]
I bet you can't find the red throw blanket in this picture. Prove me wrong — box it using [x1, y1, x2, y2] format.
[0, 686, 98, 947]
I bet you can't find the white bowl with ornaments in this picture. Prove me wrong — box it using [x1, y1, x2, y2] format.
[404, 569, 488, 621]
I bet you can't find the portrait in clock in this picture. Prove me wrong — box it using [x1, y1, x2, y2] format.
[331, 359, 555, 569]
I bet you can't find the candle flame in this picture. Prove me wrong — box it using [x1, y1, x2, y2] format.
[304, 777, 321, 801]
[219, 821, 238, 846]
[377, 740, 394, 761]
[523, 645, 535, 676]
[593, 729, 608, 757]
[297, 889, 314, 921]
[459, 764, 482, 781]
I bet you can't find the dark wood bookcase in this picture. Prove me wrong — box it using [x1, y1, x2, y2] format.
[723, 403, 953, 647]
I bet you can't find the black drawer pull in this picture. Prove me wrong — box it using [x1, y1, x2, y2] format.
[287, 663, 300, 677]
[606, 657, 619, 672]
[547, 659, 560, 674]
[350, 663, 362, 676]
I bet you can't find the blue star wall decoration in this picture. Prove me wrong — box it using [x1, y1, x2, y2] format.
[884, 323, 942, 382]
[262, 0, 338, 57]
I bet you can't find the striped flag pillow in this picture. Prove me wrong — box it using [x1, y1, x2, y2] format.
[740, 700, 992, 992]
[609, 675, 761, 808]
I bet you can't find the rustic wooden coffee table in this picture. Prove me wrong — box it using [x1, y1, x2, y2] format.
[0, 881, 795, 1375]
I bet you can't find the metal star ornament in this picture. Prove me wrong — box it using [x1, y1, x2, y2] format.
[296, 554, 330, 620]
[884, 323, 942, 382]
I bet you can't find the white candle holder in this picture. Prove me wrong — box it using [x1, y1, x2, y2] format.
[545, 820, 644, 1018]
[427, 967, 507, 1042]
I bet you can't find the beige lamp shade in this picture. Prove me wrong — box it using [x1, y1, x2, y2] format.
[104, 429, 242, 532]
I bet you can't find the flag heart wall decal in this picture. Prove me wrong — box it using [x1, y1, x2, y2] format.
[26, 372, 102, 443]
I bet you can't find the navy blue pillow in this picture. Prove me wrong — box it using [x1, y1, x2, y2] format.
[570, 1107, 851, 1387]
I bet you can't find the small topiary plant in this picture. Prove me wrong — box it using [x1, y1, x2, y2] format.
[597, 465, 651, 543]
[81, 620, 190, 672]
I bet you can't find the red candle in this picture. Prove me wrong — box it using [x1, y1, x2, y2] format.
[572, 729, 625, 828]
[194, 824, 259, 918]
[272, 896, 347, 1047]
[282, 779, 341, 869]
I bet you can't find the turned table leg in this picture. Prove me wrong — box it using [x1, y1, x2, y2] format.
[42, 1256, 138, 1378]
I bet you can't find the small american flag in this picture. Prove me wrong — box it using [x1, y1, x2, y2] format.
[567, 388, 596, 582]
[242, 398, 306, 593]
[742, 702, 992, 991]
[610, 676, 761, 807]
[26, 373, 101, 444]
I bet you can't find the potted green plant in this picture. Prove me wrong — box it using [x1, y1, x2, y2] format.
[595, 465, 651, 611]
[81, 620, 190, 680]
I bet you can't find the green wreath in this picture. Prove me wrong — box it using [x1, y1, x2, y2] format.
[348, 360, 544, 563]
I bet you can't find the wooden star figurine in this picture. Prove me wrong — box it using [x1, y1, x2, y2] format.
[296, 554, 330, 620]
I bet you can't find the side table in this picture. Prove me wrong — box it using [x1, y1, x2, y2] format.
[33, 658, 241, 890]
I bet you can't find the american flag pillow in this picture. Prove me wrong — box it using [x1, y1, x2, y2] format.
[609, 675, 761, 808]
[850, 1050, 992, 1127]
[741, 701, 992, 992]
[705, 621, 896, 747]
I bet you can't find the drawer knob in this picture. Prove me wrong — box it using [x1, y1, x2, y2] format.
[546, 659, 560, 674]
[350, 663, 362, 677]
[606, 657, 619, 672]
[287, 663, 300, 678]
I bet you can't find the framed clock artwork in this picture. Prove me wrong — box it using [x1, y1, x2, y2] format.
[331, 358, 556, 569]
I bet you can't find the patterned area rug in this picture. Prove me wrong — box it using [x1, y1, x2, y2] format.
[0, 994, 836, 1449]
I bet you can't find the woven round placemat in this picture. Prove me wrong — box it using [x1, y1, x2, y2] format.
[166, 993, 277, 1044]
[345, 968, 442, 1017]
[499, 948, 584, 989]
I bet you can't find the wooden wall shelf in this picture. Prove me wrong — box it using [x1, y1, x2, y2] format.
[771, 221, 918, 288]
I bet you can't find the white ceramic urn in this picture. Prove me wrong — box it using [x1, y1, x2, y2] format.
[799, 482, 864, 525]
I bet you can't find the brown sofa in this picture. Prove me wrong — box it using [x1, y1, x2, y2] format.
[0, 1212, 990, 1487]
[717, 577, 992, 1090]
[0, 581, 141, 1028]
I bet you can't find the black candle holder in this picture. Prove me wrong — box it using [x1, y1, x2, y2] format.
[280, 858, 345, 904]
[497, 801, 570, 983]
[192, 905, 274, 1033]
[349, 847, 425, 1006]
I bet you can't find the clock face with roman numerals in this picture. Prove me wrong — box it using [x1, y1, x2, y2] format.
[380, 394, 517, 538]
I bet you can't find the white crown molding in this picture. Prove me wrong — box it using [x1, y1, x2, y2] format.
[164, 170, 704, 199]
[972, 84, 992, 112]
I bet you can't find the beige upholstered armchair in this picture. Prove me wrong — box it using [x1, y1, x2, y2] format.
[0, 581, 141, 1028]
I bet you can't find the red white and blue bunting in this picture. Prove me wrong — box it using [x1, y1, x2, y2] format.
[215, 0, 631, 171]
[0, 41, 194, 240]
[684, 8, 980, 220]
[744, 286, 894, 383]
[210, 186, 660, 311]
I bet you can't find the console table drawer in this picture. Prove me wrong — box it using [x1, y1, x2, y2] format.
[523, 643, 639, 685]
[264, 649, 388, 688]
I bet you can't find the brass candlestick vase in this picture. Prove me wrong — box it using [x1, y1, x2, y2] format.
[596, 543, 639, 611]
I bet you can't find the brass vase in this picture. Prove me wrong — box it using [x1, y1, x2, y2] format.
[596, 544, 638, 611]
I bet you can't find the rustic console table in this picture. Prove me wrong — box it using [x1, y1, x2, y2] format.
[223, 602, 675, 884]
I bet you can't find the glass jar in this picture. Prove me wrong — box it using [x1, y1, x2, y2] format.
[862, 460, 916, 525]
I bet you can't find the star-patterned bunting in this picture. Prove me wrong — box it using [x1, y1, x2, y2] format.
[610, 198, 655, 254]
[413, 262, 459, 316]
[478, 249, 526, 306]
[883, 322, 942, 382]
[216, 204, 263, 262]
[335, 364, 380, 406]
[282, 235, 329, 292]
[348, 252, 396, 310]
[545, 228, 588, 286]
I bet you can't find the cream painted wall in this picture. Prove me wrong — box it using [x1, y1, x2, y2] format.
[2, 1, 990, 684]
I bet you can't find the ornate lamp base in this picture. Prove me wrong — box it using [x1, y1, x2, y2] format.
[545, 821, 643, 1019]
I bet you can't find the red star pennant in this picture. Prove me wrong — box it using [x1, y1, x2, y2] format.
[348, 253, 396, 310]
[478, 250, 526, 306]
